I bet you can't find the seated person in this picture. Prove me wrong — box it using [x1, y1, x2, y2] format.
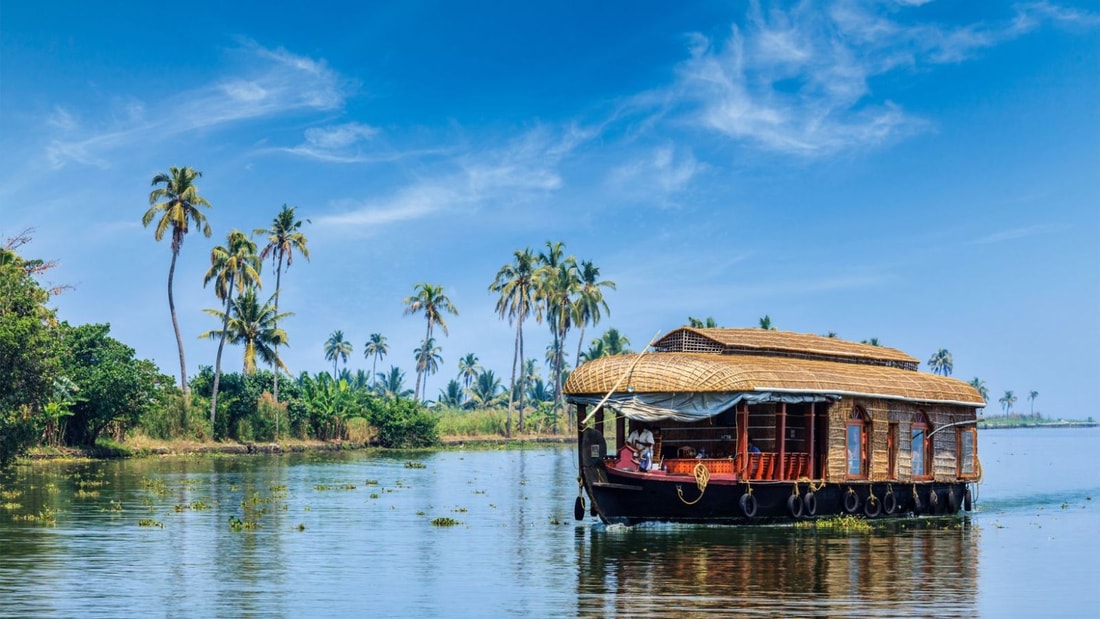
[625, 424, 656, 471]
[748, 439, 761, 453]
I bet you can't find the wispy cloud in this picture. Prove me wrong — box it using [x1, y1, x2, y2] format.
[972, 224, 1057, 245]
[314, 124, 592, 233]
[661, 0, 1097, 158]
[606, 145, 703, 204]
[44, 41, 351, 169]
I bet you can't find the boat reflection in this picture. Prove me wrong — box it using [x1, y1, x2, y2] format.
[575, 518, 979, 617]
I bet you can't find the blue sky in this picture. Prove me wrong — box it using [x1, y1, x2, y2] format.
[2, 1, 1097, 418]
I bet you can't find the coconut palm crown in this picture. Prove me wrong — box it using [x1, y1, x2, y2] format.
[143, 166, 213, 397]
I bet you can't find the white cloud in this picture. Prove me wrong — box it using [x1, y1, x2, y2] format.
[314, 124, 591, 233]
[973, 224, 1057, 245]
[44, 41, 351, 168]
[664, 0, 1096, 158]
[607, 145, 702, 200]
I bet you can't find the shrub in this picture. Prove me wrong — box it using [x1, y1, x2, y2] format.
[369, 398, 439, 448]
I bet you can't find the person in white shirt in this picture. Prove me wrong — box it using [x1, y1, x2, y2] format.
[626, 424, 655, 471]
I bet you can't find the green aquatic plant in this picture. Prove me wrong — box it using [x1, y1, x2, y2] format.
[137, 518, 163, 528]
[794, 514, 874, 532]
[228, 515, 260, 531]
[404, 461, 426, 469]
[431, 517, 461, 527]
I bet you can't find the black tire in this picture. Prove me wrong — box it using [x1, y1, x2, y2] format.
[963, 487, 973, 512]
[788, 494, 804, 518]
[883, 491, 898, 515]
[864, 493, 881, 518]
[574, 496, 586, 521]
[947, 488, 960, 514]
[740, 493, 758, 519]
[803, 491, 818, 517]
[912, 491, 922, 514]
[844, 490, 860, 514]
[928, 489, 940, 514]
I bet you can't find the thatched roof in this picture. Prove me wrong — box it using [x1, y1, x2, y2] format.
[654, 328, 919, 370]
[563, 352, 984, 407]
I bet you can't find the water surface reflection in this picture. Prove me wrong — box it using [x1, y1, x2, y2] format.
[575, 520, 979, 617]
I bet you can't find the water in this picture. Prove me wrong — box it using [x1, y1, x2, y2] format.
[0, 427, 1097, 618]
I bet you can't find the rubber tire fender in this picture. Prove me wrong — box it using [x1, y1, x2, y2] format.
[787, 493, 804, 519]
[803, 491, 817, 517]
[844, 490, 860, 514]
[928, 489, 940, 514]
[574, 496, 586, 521]
[947, 488, 960, 514]
[740, 493, 758, 519]
[963, 487, 973, 512]
[883, 491, 898, 515]
[864, 493, 881, 518]
[912, 491, 922, 514]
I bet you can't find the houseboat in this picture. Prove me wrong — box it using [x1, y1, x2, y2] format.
[564, 327, 984, 525]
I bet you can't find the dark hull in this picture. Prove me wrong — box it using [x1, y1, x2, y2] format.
[578, 430, 973, 526]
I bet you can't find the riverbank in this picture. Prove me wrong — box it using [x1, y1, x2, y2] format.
[977, 420, 1097, 430]
[19, 433, 572, 462]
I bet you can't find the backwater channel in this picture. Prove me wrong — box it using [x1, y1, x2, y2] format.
[1, 427, 1097, 617]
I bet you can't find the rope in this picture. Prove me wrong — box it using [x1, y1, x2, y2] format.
[797, 476, 825, 493]
[676, 462, 710, 505]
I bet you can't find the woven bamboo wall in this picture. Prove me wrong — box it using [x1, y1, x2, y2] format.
[825, 398, 977, 482]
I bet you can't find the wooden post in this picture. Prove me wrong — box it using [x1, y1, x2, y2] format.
[616, 414, 626, 452]
[737, 402, 749, 475]
[777, 402, 787, 480]
[808, 402, 816, 479]
[595, 405, 604, 436]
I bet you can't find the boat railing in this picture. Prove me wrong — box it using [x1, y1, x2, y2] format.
[663, 452, 810, 480]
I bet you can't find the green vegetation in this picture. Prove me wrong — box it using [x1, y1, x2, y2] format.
[927, 348, 953, 376]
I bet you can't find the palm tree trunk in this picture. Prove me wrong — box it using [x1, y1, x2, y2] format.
[506, 319, 519, 438]
[167, 247, 190, 405]
[517, 321, 526, 431]
[210, 282, 233, 428]
[575, 324, 586, 374]
[272, 253, 284, 403]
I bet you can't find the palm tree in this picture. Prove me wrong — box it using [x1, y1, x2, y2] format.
[467, 369, 504, 409]
[969, 378, 989, 403]
[1028, 390, 1039, 416]
[537, 242, 580, 415]
[200, 286, 291, 375]
[579, 338, 607, 363]
[490, 248, 539, 436]
[438, 379, 465, 408]
[758, 315, 776, 330]
[927, 348, 954, 376]
[403, 283, 459, 401]
[414, 337, 444, 392]
[363, 333, 388, 387]
[688, 316, 718, 328]
[572, 260, 615, 375]
[861, 337, 881, 346]
[202, 230, 261, 425]
[601, 327, 632, 356]
[999, 390, 1017, 415]
[457, 353, 481, 391]
[143, 166, 213, 399]
[324, 330, 353, 377]
[375, 366, 413, 399]
[255, 204, 310, 401]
